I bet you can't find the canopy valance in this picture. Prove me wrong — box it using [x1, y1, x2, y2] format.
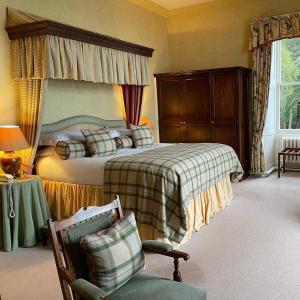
[10, 35, 150, 85]
[6, 12, 154, 86]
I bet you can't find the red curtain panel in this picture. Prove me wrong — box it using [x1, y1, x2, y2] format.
[121, 85, 144, 127]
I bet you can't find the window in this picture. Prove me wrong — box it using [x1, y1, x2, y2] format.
[273, 38, 300, 131]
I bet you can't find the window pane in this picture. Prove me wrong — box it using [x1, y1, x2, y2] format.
[281, 38, 300, 83]
[280, 84, 300, 129]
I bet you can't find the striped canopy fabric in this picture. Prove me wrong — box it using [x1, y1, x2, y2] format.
[80, 212, 145, 296]
[11, 35, 150, 86]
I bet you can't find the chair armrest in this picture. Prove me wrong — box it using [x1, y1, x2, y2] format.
[142, 240, 190, 261]
[70, 278, 106, 300]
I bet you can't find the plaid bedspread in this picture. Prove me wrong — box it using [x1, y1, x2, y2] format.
[104, 143, 243, 243]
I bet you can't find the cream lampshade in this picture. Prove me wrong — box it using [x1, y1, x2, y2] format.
[0, 126, 29, 177]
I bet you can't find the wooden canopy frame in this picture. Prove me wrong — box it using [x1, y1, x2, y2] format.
[5, 19, 154, 57]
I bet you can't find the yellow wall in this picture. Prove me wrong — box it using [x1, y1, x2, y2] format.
[1, 0, 300, 140]
[44, 80, 125, 124]
[0, 0, 170, 140]
[167, 0, 300, 71]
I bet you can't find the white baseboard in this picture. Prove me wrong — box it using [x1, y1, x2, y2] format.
[250, 165, 300, 178]
[250, 166, 276, 178]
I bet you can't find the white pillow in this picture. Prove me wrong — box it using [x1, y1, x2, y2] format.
[39, 133, 69, 146]
[39, 130, 84, 146]
[36, 146, 56, 158]
[109, 128, 132, 138]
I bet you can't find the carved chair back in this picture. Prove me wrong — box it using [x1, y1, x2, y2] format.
[48, 196, 123, 300]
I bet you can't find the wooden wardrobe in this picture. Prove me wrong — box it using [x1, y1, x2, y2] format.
[154, 66, 251, 173]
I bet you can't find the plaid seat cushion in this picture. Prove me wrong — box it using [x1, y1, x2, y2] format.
[81, 129, 117, 157]
[114, 136, 133, 149]
[130, 124, 154, 148]
[80, 212, 145, 296]
[55, 140, 90, 160]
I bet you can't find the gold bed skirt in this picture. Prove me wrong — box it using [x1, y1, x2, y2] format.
[42, 176, 232, 245]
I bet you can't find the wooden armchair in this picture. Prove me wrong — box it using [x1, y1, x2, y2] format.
[48, 196, 207, 300]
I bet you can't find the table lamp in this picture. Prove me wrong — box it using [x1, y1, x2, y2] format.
[0, 125, 29, 177]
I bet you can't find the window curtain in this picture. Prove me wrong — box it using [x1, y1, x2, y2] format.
[121, 85, 144, 127]
[249, 12, 300, 173]
[19, 79, 48, 173]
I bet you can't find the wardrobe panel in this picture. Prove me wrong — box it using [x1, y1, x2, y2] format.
[184, 74, 210, 123]
[159, 124, 183, 143]
[157, 79, 184, 121]
[212, 71, 237, 121]
[185, 125, 211, 143]
[214, 126, 239, 153]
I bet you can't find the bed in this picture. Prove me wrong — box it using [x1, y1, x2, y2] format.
[36, 115, 243, 245]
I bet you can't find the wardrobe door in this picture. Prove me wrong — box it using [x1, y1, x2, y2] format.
[185, 124, 212, 143]
[212, 70, 238, 123]
[183, 74, 212, 142]
[156, 77, 184, 142]
[211, 70, 239, 150]
[214, 125, 239, 152]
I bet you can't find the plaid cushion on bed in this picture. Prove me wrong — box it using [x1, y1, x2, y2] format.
[81, 128, 117, 157]
[130, 124, 154, 148]
[80, 212, 145, 296]
[114, 136, 133, 149]
[55, 140, 90, 160]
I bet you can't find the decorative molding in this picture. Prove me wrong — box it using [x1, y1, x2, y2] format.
[129, 0, 216, 18]
[154, 66, 251, 78]
[41, 115, 126, 134]
[5, 20, 154, 57]
[128, 0, 169, 17]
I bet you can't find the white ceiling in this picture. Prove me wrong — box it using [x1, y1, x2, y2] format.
[150, 0, 215, 10]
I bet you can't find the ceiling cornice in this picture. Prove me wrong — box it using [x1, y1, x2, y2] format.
[129, 0, 217, 18]
[128, 0, 170, 18]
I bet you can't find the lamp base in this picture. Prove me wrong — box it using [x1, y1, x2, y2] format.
[0, 151, 22, 177]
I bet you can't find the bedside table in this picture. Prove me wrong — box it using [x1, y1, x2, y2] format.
[0, 175, 50, 251]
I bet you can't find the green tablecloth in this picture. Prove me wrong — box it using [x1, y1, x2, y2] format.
[0, 175, 50, 251]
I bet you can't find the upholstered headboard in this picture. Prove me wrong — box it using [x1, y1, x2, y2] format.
[41, 115, 126, 134]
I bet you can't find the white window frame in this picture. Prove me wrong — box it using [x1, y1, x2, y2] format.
[274, 39, 300, 134]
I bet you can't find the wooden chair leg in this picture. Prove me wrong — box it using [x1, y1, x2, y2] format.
[283, 155, 286, 173]
[278, 154, 281, 178]
[173, 258, 182, 282]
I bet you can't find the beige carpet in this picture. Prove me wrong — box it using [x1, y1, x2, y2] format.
[1, 172, 300, 300]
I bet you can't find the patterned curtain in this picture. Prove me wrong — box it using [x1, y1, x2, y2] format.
[249, 12, 300, 173]
[121, 85, 144, 127]
[19, 79, 48, 173]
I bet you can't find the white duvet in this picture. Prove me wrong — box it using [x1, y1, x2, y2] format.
[35, 143, 171, 186]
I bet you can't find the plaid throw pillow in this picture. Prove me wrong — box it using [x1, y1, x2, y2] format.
[80, 212, 145, 296]
[81, 129, 117, 157]
[130, 124, 154, 148]
[55, 140, 90, 160]
[114, 136, 133, 149]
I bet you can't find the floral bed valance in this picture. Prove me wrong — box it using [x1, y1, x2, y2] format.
[249, 11, 300, 51]
[11, 35, 150, 85]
